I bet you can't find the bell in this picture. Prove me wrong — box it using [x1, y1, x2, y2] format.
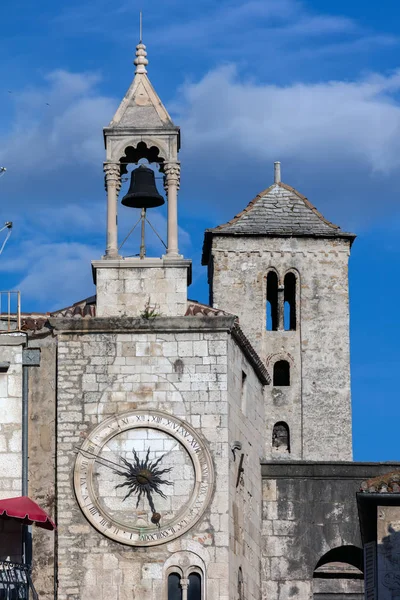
[121, 165, 165, 209]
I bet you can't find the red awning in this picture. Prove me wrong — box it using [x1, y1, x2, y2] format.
[0, 496, 56, 530]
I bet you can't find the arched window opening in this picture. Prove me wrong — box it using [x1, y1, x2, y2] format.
[266, 272, 278, 331]
[284, 272, 296, 331]
[272, 422, 290, 453]
[314, 545, 364, 579]
[238, 567, 244, 600]
[273, 360, 290, 386]
[168, 573, 183, 600]
[119, 141, 165, 174]
[188, 572, 202, 600]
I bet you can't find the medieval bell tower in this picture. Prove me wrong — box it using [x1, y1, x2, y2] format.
[92, 41, 191, 318]
[202, 163, 356, 461]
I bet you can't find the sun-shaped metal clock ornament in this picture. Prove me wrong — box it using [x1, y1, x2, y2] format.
[115, 447, 173, 524]
[74, 411, 214, 547]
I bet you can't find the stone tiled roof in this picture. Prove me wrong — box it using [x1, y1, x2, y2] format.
[50, 296, 96, 319]
[20, 298, 232, 333]
[20, 316, 50, 333]
[21, 296, 96, 333]
[185, 301, 232, 318]
[202, 181, 355, 264]
[360, 471, 400, 493]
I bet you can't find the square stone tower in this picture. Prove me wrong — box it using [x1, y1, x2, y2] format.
[93, 40, 191, 319]
[53, 40, 269, 600]
[202, 163, 356, 461]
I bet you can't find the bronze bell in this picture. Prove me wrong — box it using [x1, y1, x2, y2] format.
[121, 165, 164, 209]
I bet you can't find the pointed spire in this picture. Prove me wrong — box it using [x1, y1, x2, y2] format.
[134, 11, 148, 74]
[134, 42, 148, 74]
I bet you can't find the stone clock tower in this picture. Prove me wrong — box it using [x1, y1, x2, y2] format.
[55, 41, 268, 600]
[5, 29, 399, 600]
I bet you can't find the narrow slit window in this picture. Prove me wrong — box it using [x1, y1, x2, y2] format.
[168, 573, 182, 600]
[188, 573, 202, 600]
[273, 360, 290, 386]
[266, 271, 278, 331]
[272, 422, 290, 453]
[284, 272, 296, 331]
[238, 567, 244, 600]
[241, 371, 247, 414]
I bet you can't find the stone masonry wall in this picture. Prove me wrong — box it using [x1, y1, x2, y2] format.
[94, 261, 190, 318]
[227, 338, 264, 600]
[209, 235, 352, 461]
[0, 334, 25, 562]
[55, 319, 264, 600]
[28, 336, 57, 600]
[261, 462, 400, 600]
[0, 334, 25, 499]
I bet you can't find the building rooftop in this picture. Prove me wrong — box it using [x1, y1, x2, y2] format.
[202, 179, 356, 264]
[360, 470, 400, 494]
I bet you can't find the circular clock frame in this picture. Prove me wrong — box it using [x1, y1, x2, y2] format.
[74, 410, 214, 546]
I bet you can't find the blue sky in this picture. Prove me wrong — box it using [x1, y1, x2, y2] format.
[1, 0, 399, 461]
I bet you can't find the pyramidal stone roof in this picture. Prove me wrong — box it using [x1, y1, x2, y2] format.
[106, 42, 177, 131]
[202, 181, 355, 264]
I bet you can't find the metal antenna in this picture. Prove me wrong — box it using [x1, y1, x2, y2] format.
[139, 11, 143, 43]
[0, 223, 12, 256]
[0, 168, 12, 256]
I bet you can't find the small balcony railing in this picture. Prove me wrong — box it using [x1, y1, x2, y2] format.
[0, 292, 21, 332]
[0, 560, 38, 600]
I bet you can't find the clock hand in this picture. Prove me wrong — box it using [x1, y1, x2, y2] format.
[145, 489, 161, 528]
[145, 488, 156, 513]
[77, 447, 130, 474]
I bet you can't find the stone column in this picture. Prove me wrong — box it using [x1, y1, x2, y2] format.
[180, 578, 189, 600]
[164, 162, 180, 257]
[278, 283, 285, 330]
[103, 162, 121, 258]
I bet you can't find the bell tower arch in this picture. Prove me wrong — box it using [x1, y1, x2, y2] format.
[103, 41, 181, 259]
[92, 40, 191, 318]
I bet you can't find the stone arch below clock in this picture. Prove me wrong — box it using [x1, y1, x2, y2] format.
[164, 550, 206, 600]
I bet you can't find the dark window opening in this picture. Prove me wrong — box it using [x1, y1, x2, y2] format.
[241, 371, 247, 414]
[314, 545, 364, 579]
[188, 573, 201, 600]
[266, 272, 278, 331]
[238, 567, 244, 600]
[284, 272, 296, 331]
[273, 360, 290, 386]
[168, 573, 182, 600]
[272, 422, 290, 453]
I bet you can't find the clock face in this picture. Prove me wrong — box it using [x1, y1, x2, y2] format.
[74, 411, 214, 546]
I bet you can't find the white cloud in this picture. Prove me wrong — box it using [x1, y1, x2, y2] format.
[1, 241, 97, 311]
[177, 65, 400, 174]
[4, 55, 400, 310]
[0, 70, 116, 173]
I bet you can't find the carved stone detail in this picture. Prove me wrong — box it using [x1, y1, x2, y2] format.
[163, 162, 181, 191]
[180, 578, 189, 590]
[103, 162, 122, 193]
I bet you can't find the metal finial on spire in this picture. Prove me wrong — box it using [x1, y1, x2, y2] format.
[134, 12, 148, 74]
